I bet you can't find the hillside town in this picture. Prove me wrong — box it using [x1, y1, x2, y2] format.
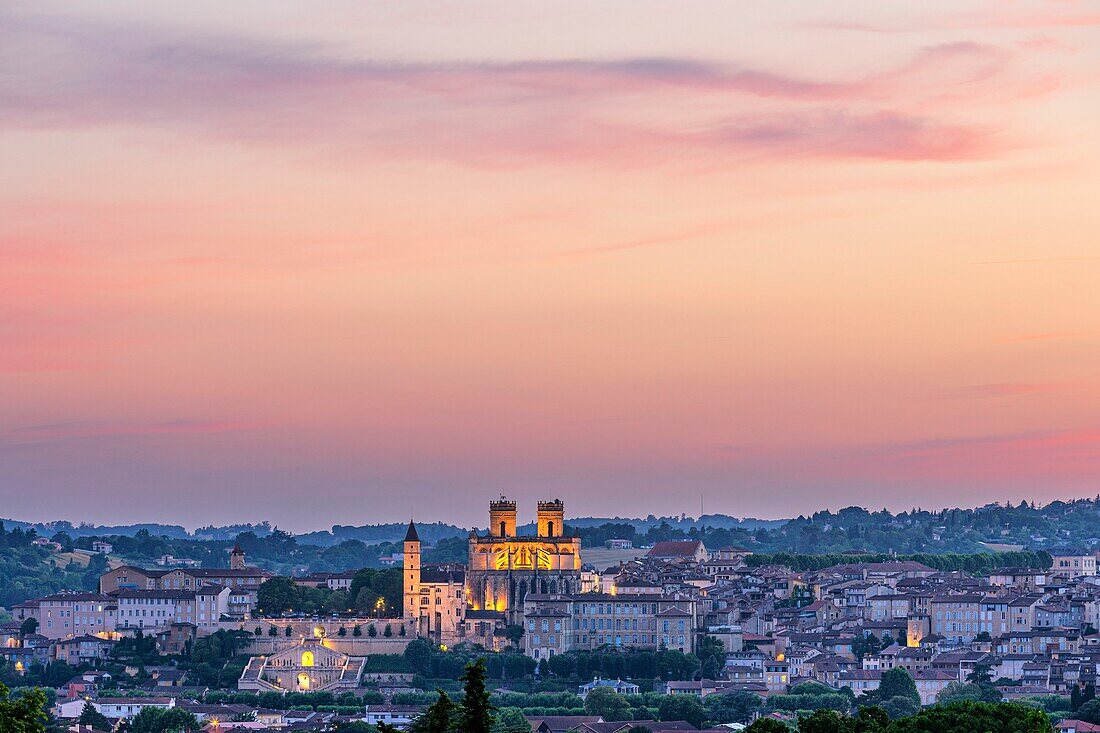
[4, 499, 1100, 732]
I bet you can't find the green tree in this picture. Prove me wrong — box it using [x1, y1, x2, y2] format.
[706, 690, 763, 724]
[409, 690, 457, 733]
[658, 694, 707, 729]
[404, 638, 433, 675]
[0, 682, 48, 733]
[878, 696, 920, 720]
[492, 708, 531, 733]
[891, 701, 1051, 732]
[127, 707, 201, 733]
[504, 624, 524, 647]
[584, 686, 631, 721]
[1077, 698, 1100, 724]
[800, 709, 847, 733]
[256, 576, 300, 615]
[869, 667, 920, 717]
[695, 634, 727, 676]
[78, 701, 112, 730]
[459, 658, 494, 733]
[19, 617, 39, 638]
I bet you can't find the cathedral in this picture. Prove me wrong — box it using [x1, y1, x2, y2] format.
[403, 497, 583, 640]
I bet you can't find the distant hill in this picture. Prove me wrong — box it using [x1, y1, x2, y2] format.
[5, 495, 1100, 556]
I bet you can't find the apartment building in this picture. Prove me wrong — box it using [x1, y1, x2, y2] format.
[33, 593, 118, 640]
[114, 586, 229, 631]
[522, 593, 698, 659]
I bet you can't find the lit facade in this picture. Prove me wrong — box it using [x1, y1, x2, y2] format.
[466, 498, 583, 622]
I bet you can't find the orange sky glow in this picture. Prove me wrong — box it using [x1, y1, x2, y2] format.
[2, 1, 1100, 529]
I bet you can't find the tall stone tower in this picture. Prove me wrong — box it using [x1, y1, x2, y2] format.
[489, 497, 517, 538]
[537, 499, 565, 538]
[230, 543, 246, 570]
[402, 521, 421, 622]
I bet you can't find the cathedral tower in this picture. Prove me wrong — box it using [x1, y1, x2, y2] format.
[402, 521, 421, 621]
[489, 497, 517, 538]
[537, 499, 565, 538]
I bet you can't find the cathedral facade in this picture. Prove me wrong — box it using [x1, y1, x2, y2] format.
[403, 497, 584, 639]
[466, 498, 582, 623]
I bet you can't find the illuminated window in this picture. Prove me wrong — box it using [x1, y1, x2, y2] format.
[301, 651, 315, 667]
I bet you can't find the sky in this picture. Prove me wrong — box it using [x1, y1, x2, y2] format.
[2, 1, 1100, 532]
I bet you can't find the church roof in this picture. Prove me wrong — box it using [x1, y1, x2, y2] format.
[404, 521, 420, 543]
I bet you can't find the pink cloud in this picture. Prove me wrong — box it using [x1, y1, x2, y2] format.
[0, 11, 1036, 167]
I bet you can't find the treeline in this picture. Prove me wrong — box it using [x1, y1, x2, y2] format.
[745, 550, 1054, 573]
[399, 637, 725, 684]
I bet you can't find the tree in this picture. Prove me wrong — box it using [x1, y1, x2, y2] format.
[584, 687, 632, 721]
[19, 617, 39, 639]
[256, 576, 300, 615]
[878, 695, 920, 720]
[800, 709, 847, 733]
[0, 683, 48, 733]
[871, 668, 920, 717]
[459, 658, 494, 733]
[368, 624, 378, 637]
[409, 690, 457, 733]
[626, 728, 652, 733]
[658, 694, 707, 729]
[936, 682, 983, 705]
[338, 626, 347, 637]
[404, 639, 433, 676]
[79, 701, 112, 730]
[966, 663, 993, 686]
[268, 625, 278, 637]
[745, 719, 789, 732]
[492, 708, 531, 733]
[254, 626, 263, 636]
[127, 707, 201, 733]
[891, 700, 1051, 732]
[504, 624, 524, 647]
[706, 690, 763, 724]
[284, 625, 292, 637]
[1078, 698, 1100, 724]
[695, 634, 727, 675]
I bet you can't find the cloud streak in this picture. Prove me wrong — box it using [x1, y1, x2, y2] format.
[0, 12, 1036, 167]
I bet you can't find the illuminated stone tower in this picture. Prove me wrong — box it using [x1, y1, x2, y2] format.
[402, 521, 421, 621]
[489, 497, 517, 538]
[537, 499, 565, 538]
